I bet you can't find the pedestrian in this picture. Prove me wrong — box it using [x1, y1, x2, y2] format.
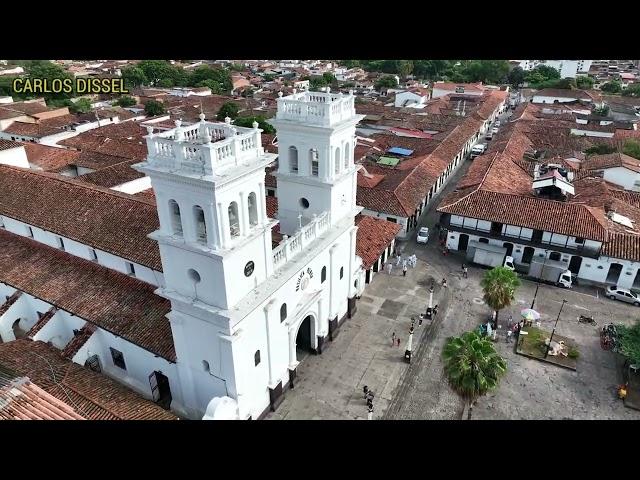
[386, 262, 393, 275]
[441, 277, 447, 288]
[403, 264, 408, 277]
[409, 326, 414, 335]
[402, 259, 407, 270]
[366, 390, 375, 403]
[367, 403, 374, 420]
[363, 385, 369, 399]
[463, 266, 468, 278]
[396, 337, 401, 347]
[508, 315, 513, 329]
[396, 254, 402, 267]
[506, 330, 513, 343]
[433, 304, 439, 316]
[391, 332, 396, 346]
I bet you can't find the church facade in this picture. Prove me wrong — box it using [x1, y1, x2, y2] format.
[134, 89, 366, 419]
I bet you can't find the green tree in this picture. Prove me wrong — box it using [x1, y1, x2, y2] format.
[622, 83, 640, 97]
[262, 74, 275, 82]
[309, 76, 328, 91]
[233, 115, 275, 134]
[322, 72, 336, 85]
[585, 144, 617, 155]
[623, 140, 640, 160]
[480, 266, 521, 325]
[144, 99, 166, 116]
[615, 321, 640, 366]
[216, 101, 239, 121]
[69, 97, 93, 114]
[593, 105, 610, 116]
[507, 66, 525, 88]
[395, 60, 414, 78]
[23, 60, 75, 101]
[456, 60, 510, 84]
[601, 81, 622, 94]
[374, 75, 398, 91]
[442, 331, 507, 419]
[576, 75, 595, 89]
[188, 65, 232, 94]
[137, 60, 181, 87]
[121, 66, 148, 89]
[525, 65, 560, 87]
[115, 95, 137, 107]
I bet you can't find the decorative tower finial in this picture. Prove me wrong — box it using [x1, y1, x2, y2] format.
[225, 116, 231, 125]
[252, 120, 259, 130]
[278, 91, 283, 98]
[199, 112, 206, 122]
[146, 126, 154, 136]
[326, 86, 331, 93]
[292, 88, 297, 95]
[174, 119, 184, 141]
[349, 89, 354, 96]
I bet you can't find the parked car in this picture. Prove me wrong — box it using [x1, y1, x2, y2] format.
[606, 286, 640, 306]
[492, 127, 499, 134]
[485, 131, 493, 141]
[470, 144, 487, 159]
[416, 227, 430, 244]
[495, 120, 501, 128]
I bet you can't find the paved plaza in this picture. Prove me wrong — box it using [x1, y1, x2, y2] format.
[266, 152, 640, 421]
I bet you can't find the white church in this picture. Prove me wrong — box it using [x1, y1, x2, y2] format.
[133, 90, 366, 419]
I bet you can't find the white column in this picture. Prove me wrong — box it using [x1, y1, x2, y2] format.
[328, 244, 338, 319]
[348, 226, 358, 298]
[258, 182, 267, 225]
[207, 203, 219, 249]
[217, 202, 229, 249]
[239, 191, 249, 236]
[288, 327, 297, 368]
[263, 299, 276, 387]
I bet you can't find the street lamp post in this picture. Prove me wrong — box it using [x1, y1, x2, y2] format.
[404, 332, 414, 364]
[545, 299, 567, 359]
[531, 250, 549, 310]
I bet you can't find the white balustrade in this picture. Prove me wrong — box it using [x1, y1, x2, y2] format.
[276, 91, 356, 127]
[271, 212, 331, 271]
[144, 121, 263, 174]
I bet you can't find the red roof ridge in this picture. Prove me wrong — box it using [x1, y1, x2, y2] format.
[438, 151, 501, 210]
[0, 164, 153, 206]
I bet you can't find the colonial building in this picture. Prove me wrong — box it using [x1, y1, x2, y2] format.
[0, 90, 370, 420]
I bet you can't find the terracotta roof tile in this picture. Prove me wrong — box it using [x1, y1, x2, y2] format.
[354, 215, 402, 269]
[77, 160, 145, 188]
[0, 340, 177, 420]
[0, 229, 174, 361]
[0, 139, 22, 151]
[0, 165, 162, 270]
[21, 143, 80, 171]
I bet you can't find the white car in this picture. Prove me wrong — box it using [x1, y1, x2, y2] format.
[494, 120, 501, 128]
[470, 144, 487, 158]
[606, 286, 640, 306]
[416, 227, 430, 244]
[492, 127, 499, 134]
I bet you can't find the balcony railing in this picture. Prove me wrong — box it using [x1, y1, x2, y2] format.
[441, 216, 602, 259]
[276, 90, 356, 127]
[144, 118, 264, 176]
[272, 212, 331, 270]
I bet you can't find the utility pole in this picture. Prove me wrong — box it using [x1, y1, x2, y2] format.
[531, 250, 549, 310]
[545, 299, 567, 359]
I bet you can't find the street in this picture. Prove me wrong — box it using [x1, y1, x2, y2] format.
[266, 109, 640, 420]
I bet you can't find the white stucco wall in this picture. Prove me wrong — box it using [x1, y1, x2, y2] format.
[0, 146, 29, 168]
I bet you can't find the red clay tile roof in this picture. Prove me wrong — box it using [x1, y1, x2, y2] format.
[602, 232, 640, 261]
[265, 196, 278, 218]
[534, 88, 594, 100]
[0, 375, 85, 420]
[581, 153, 640, 173]
[0, 340, 177, 420]
[78, 160, 145, 188]
[61, 323, 97, 360]
[354, 215, 402, 269]
[0, 230, 174, 361]
[27, 306, 58, 338]
[0, 165, 162, 270]
[0, 139, 22, 151]
[59, 122, 148, 160]
[22, 143, 80, 171]
[0, 291, 22, 318]
[3, 114, 79, 138]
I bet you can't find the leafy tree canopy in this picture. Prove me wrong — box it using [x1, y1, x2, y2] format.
[623, 140, 640, 161]
[622, 83, 640, 97]
[69, 97, 93, 114]
[374, 75, 398, 91]
[234, 115, 275, 134]
[144, 99, 166, 116]
[480, 266, 520, 322]
[585, 143, 617, 155]
[615, 321, 640, 365]
[115, 95, 137, 107]
[600, 81, 622, 94]
[216, 101, 239, 121]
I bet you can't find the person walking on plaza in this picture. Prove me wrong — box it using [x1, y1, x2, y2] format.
[396, 337, 401, 347]
[441, 277, 448, 288]
[363, 385, 369, 399]
[506, 329, 513, 343]
[403, 264, 408, 277]
[433, 304, 438, 317]
[386, 262, 393, 275]
[463, 265, 468, 278]
[391, 332, 396, 346]
[396, 254, 402, 267]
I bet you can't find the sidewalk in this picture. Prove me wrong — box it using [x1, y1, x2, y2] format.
[265, 257, 446, 420]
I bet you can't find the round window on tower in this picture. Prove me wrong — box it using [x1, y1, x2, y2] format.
[299, 198, 310, 209]
[188, 268, 201, 284]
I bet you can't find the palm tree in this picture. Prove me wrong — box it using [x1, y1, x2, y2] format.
[481, 266, 520, 326]
[442, 331, 507, 419]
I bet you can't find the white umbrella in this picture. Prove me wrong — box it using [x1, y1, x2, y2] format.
[521, 308, 540, 322]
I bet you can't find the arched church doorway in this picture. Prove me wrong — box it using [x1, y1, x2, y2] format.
[295, 315, 314, 362]
[606, 263, 623, 285]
